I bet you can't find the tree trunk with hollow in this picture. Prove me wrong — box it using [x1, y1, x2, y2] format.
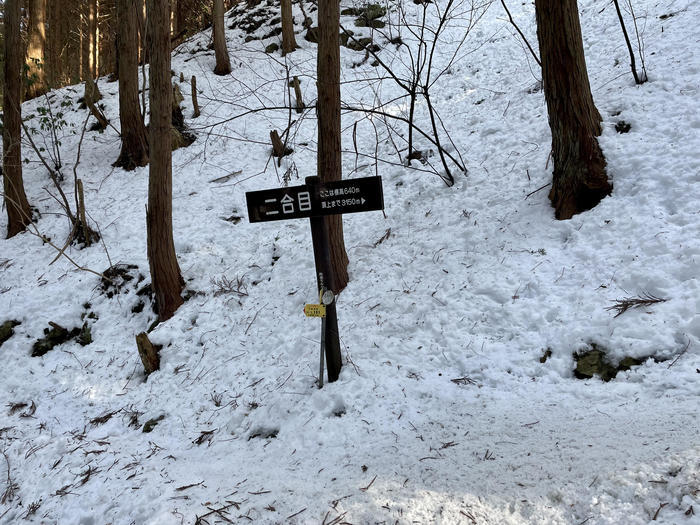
[3, 0, 33, 238]
[213, 0, 231, 75]
[147, 0, 184, 321]
[281, 0, 298, 55]
[26, 0, 47, 99]
[115, 0, 149, 170]
[317, 0, 349, 293]
[535, 0, 612, 220]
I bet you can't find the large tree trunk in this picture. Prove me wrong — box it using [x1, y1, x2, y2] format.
[212, 0, 231, 75]
[3, 0, 33, 238]
[535, 0, 612, 220]
[317, 0, 348, 293]
[146, 0, 184, 321]
[26, 0, 47, 99]
[115, 0, 149, 170]
[280, 0, 298, 56]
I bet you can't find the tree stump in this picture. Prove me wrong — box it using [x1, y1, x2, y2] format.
[135, 332, 160, 375]
[86, 98, 109, 130]
[84, 77, 102, 106]
[270, 130, 292, 164]
[292, 76, 304, 114]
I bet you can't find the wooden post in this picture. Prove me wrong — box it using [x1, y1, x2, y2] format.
[191, 75, 200, 118]
[306, 176, 342, 383]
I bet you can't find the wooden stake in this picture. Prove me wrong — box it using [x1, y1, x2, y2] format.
[191, 75, 200, 118]
[77, 179, 88, 238]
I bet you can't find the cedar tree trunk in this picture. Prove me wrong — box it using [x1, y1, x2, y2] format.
[3, 0, 33, 238]
[535, 0, 612, 220]
[317, 0, 349, 293]
[115, 0, 149, 170]
[281, 0, 298, 55]
[26, 0, 47, 99]
[213, 0, 232, 75]
[147, 0, 184, 321]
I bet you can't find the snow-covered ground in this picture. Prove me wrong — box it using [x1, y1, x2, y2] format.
[1, 0, 698, 523]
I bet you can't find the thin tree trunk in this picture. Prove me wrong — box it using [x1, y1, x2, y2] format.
[138, 0, 148, 65]
[98, 0, 118, 79]
[115, 0, 149, 169]
[281, 0, 298, 55]
[175, 0, 188, 37]
[26, 0, 47, 99]
[146, 0, 184, 321]
[46, 0, 58, 87]
[535, 0, 612, 220]
[3, 0, 33, 238]
[317, 0, 349, 293]
[92, 0, 99, 77]
[66, 1, 82, 83]
[213, 0, 232, 75]
[81, 0, 98, 78]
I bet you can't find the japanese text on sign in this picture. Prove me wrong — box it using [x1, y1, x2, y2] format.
[304, 304, 326, 318]
[264, 191, 312, 217]
[319, 187, 360, 198]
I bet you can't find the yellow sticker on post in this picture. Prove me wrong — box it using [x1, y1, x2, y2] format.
[304, 304, 326, 318]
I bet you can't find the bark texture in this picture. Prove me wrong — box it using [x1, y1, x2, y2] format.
[535, 0, 612, 220]
[281, 0, 298, 55]
[147, 0, 184, 321]
[3, 0, 33, 238]
[213, 0, 232, 75]
[26, 0, 48, 99]
[115, 0, 149, 170]
[317, 0, 349, 293]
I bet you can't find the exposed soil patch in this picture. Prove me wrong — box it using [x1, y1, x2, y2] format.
[31, 321, 92, 357]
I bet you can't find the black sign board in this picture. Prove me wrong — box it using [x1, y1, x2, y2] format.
[246, 176, 383, 223]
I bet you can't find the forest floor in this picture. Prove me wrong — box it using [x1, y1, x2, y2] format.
[1, 0, 699, 523]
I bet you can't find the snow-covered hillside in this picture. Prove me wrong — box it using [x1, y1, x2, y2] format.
[1, 0, 698, 523]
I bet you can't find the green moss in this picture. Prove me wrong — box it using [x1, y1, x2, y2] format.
[143, 415, 165, 433]
[574, 349, 618, 381]
[574, 345, 646, 381]
[0, 320, 21, 348]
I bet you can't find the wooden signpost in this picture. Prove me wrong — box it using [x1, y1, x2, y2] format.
[246, 176, 384, 387]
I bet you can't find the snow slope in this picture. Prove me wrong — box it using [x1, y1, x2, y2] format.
[1, 0, 698, 523]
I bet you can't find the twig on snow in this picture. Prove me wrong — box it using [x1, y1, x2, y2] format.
[606, 292, 667, 318]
